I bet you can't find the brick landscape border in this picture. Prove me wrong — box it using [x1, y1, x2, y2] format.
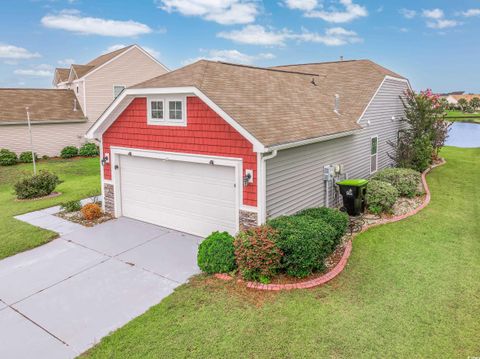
[215, 159, 446, 291]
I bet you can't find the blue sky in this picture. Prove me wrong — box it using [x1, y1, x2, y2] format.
[1, 0, 479, 93]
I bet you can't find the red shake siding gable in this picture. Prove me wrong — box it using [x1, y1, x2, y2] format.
[103, 96, 257, 207]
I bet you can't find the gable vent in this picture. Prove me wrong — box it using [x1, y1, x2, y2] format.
[334, 94, 340, 113]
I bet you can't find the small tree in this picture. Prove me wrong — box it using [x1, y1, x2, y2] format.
[470, 97, 480, 112]
[457, 98, 468, 112]
[389, 89, 450, 171]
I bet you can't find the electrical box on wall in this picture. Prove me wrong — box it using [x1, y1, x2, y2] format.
[323, 165, 334, 181]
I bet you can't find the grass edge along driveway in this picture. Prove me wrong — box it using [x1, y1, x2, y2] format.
[0, 157, 100, 260]
[83, 146, 480, 359]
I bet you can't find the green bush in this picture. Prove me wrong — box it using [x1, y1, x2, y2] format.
[60, 146, 78, 159]
[197, 231, 236, 274]
[79, 143, 99, 157]
[60, 200, 82, 212]
[0, 149, 17, 166]
[372, 168, 421, 198]
[14, 170, 62, 199]
[234, 225, 283, 282]
[366, 180, 399, 215]
[268, 215, 336, 278]
[411, 136, 433, 172]
[297, 207, 349, 245]
[19, 151, 37, 163]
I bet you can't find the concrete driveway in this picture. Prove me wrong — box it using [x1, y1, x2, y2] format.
[0, 217, 201, 358]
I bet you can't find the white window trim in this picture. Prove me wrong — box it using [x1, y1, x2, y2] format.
[370, 135, 379, 174]
[113, 85, 126, 99]
[147, 95, 187, 126]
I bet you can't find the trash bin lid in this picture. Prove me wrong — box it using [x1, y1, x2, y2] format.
[336, 178, 368, 187]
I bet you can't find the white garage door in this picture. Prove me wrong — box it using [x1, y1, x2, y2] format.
[118, 155, 237, 237]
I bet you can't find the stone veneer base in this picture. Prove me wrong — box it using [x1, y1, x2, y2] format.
[215, 159, 446, 291]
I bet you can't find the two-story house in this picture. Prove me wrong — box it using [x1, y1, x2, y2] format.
[0, 45, 168, 156]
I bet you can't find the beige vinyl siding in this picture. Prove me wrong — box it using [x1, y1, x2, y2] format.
[0, 121, 89, 157]
[84, 47, 168, 123]
[265, 78, 408, 219]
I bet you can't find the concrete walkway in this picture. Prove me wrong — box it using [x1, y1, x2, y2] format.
[0, 216, 201, 358]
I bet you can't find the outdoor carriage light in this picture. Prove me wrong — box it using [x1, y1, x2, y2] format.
[100, 153, 110, 166]
[244, 169, 254, 187]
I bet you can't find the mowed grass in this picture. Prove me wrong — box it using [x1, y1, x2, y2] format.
[0, 157, 100, 260]
[84, 147, 480, 359]
[446, 110, 480, 123]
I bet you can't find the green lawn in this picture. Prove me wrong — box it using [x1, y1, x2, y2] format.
[84, 147, 480, 359]
[446, 110, 480, 123]
[0, 157, 100, 260]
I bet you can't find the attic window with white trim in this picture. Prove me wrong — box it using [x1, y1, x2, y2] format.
[147, 96, 186, 126]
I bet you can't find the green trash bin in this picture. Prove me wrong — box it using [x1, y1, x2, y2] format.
[336, 179, 368, 216]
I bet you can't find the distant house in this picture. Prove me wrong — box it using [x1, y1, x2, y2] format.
[446, 94, 480, 105]
[0, 45, 168, 156]
[86, 59, 410, 237]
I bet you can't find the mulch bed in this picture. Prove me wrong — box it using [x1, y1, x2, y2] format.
[15, 192, 62, 202]
[56, 210, 113, 227]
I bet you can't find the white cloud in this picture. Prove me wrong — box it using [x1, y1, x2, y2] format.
[283, 0, 318, 12]
[41, 10, 152, 37]
[104, 44, 161, 59]
[57, 58, 75, 66]
[156, 0, 257, 25]
[182, 49, 275, 65]
[218, 25, 362, 46]
[422, 8, 459, 29]
[461, 9, 480, 17]
[0, 44, 41, 59]
[399, 8, 416, 19]
[218, 25, 290, 46]
[14, 64, 53, 77]
[305, 0, 367, 23]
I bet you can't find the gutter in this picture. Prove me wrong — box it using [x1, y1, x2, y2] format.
[0, 119, 88, 126]
[265, 129, 360, 152]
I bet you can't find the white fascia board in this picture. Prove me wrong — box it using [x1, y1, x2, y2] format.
[357, 75, 411, 124]
[86, 87, 266, 152]
[266, 130, 359, 152]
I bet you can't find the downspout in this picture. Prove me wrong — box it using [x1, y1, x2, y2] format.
[260, 150, 278, 223]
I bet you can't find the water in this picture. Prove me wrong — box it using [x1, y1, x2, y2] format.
[445, 122, 480, 148]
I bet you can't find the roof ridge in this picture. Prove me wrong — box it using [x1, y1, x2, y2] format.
[272, 59, 360, 68]
[215, 61, 320, 77]
[0, 88, 73, 91]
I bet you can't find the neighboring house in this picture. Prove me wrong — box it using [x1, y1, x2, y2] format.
[86, 59, 410, 237]
[0, 45, 168, 156]
[446, 94, 480, 105]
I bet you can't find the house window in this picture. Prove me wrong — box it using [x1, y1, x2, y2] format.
[147, 96, 186, 126]
[113, 85, 125, 99]
[370, 136, 378, 173]
[169, 101, 182, 120]
[151, 100, 164, 120]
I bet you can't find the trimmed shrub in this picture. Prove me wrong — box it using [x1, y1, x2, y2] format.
[366, 180, 399, 215]
[60, 146, 78, 159]
[297, 207, 349, 245]
[81, 203, 102, 220]
[234, 225, 283, 282]
[197, 231, 236, 274]
[268, 215, 336, 278]
[0, 149, 17, 166]
[79, 143, 100, 157]
[60, 200, 82, 213]
[372, 168, 422, 198]
[14, 170, 61, 199]
[19, 151, 37, 163]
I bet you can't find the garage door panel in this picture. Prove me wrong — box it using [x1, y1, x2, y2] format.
[118, 155, 238, 236]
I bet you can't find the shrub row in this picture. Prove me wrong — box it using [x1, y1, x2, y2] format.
[197, 207, 349, 282]
[61, 143, 99, 159]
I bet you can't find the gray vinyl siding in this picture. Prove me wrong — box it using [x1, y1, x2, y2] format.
[265, 78, 408, 219]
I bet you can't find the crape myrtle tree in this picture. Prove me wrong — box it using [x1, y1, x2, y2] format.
[389, 89, 450, 172]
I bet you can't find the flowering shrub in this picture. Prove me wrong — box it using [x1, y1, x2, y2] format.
[372, 168, 421, 198]
[234, 225, 282, 283]
[81, 203, 102, 220]
[366, 180, 399, 215]
[389, 89, 450, 171]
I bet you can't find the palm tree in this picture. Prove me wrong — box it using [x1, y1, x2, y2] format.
[470, 97, 480, 112]
[457, 98, 468, 112]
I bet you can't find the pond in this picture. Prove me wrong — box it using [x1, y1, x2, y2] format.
[445, 122, 480, 148]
